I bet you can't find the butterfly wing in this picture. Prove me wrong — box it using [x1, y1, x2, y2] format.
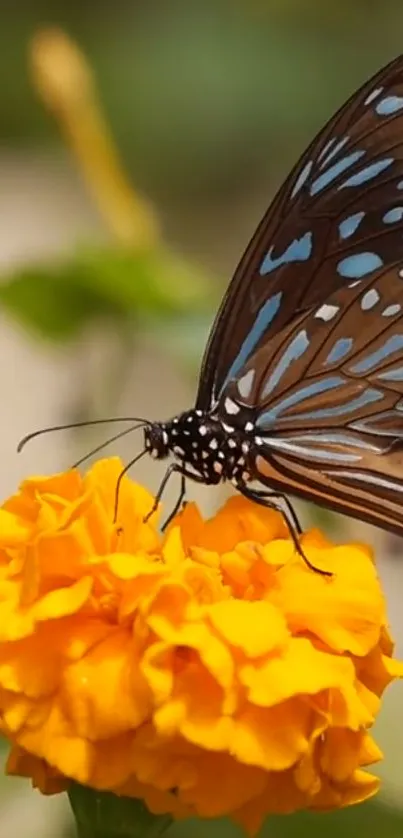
[222, 263, 403, 535]
[197, 54, 403, 411]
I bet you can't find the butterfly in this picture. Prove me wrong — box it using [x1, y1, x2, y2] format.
[19, 55, 403, 569]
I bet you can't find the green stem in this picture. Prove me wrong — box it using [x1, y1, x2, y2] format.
[68, 783, 173, 838]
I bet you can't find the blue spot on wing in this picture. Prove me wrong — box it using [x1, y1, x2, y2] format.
[261, 330, 310, 398]
[220, 292, 283, 391]
[260, 232, 313, 276]
[310, 150, 365, 196]
[383, 207, 403, 224]
[324, 337, 354, 365]
[278, 388, 384, 423]
[338, 157, 394, 189]
[378, 366, 403, 381]
[257, 376, 345, 427]
[338, 212, 365, 240]
[284, 431, 381, 452]
[337, 252, 383, 278]
[376, 95, 403, 115]
[265, 437, 361, 463]
[350, 334, 403, 373]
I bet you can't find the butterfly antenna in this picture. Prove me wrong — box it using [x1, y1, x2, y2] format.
[72, 421, 148, 468]
[17, 417, 149, 453]
[114, 448, 148, 522]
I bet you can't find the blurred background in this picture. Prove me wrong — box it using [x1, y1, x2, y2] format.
[1, 1, 403, 836]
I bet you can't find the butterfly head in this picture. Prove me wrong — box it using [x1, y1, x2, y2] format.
[143, 410, 207, 463]
[143, 422, 171, 460]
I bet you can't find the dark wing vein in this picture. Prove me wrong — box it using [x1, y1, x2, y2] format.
[197, 54, 403, 409]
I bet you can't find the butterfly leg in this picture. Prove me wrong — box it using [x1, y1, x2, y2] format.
[243, 487, 302, 534]
[161, 473, 187, 530]
[239, 485, 331, 577]
[144, 463, 204, 524]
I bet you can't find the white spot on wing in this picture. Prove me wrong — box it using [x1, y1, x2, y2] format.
[213, 462, 223, 474]
[361, 288, 380, 310]
[225, 398, 240, 415]
[237, 369, 255, 399]
[383, 303, 401, 317]
[364, 86, 384, 105]
[291, 160, 313, 198]
[315, 303, 339, 321]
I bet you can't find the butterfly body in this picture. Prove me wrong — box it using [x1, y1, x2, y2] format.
[144, 409, 257, 487]
[139, 55, 403, 545]
[143, 408, 305, 547]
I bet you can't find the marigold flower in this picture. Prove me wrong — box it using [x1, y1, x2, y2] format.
[0, 457, 401, 834]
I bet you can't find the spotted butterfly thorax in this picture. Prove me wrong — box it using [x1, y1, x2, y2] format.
[17, 55, 403, 562]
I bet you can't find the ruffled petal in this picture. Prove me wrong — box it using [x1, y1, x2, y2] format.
[0, 458, 399, 835]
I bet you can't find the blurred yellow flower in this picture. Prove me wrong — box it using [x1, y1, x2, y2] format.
[0, 457, 401, 834]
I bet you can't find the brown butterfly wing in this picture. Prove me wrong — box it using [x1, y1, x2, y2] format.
[197, 55, 403, 413]
[226, 263, 403, 536]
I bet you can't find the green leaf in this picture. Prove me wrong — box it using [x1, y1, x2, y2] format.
[0, 267, 120, 341]
[68, 783, 173, 838]
[0, 246, 215, 343]
[75, 247, 215, 316]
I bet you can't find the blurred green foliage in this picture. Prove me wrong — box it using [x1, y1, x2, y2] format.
[2, 0, 403, 201]
[60, 795, 403, 838]
[64, 782, 403, 838]
[170, 800, 403, 838]
[0, 247, 214, 344]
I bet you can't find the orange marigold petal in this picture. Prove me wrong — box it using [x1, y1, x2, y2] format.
[33, 576, 93, 621]
[6, 745, 67, 794]
[0, 457, 400, 834]
[272, 547, 385, 656]
[208, 600, 288, 657]
[62, 630, 152, 738]
[231, 700, 315, 771]
[240, 637, 356, 708]
[0, 509, 31, 547]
